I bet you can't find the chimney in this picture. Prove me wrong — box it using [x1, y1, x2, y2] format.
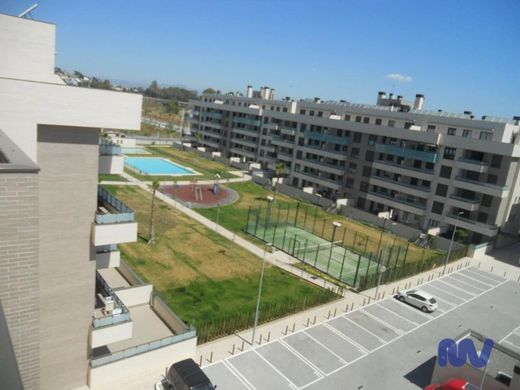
[389, 93, 394, 100]
[377, 91, 386, 105]
[414, 94, 425, 110]
[513, 116, 520, 125]
[246, 85, 253, 98]
[397, 95, 403, 101]
[270, 88, 275, 100]
[314, 97, 321, 103]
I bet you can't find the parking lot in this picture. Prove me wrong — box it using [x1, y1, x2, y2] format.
[203, 267, 520, 389]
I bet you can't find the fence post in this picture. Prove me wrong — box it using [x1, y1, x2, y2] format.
[352, 231, 358, 251]
[314, 244, 320, 267]
[246, 205, 252, 232]
[254, 206, 261, 236]
[338, 248, 347, 283]
[312, 206, 318, 234]
[303, 206, 309, 228]
[402, 242, 410, 267]
[353, 253, 362, 288]
[294, 202, 300, 226]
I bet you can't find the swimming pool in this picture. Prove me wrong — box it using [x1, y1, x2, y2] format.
[125, 157, 198, 176]
[121, 147, 150, 155]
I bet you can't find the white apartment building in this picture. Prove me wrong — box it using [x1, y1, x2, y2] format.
[190, 86, 520, 245]
[0, 12, 195, 390]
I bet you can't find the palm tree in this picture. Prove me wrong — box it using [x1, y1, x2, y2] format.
[148, 181, 160, 245]
[273, 162, 285, 202]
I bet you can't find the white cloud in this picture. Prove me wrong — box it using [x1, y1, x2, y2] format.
[385, 73, 413, 82]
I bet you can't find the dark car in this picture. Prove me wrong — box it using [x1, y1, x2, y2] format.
[166, 358, 217, 390]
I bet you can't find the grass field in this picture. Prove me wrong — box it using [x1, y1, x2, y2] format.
[123, 146, 237, 182]
[196, 181, 444, 265]
[104, 185, 337, 332]
[99, 174, 127, 182]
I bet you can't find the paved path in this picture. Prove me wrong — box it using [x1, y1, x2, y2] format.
[101, 170, 251, 186]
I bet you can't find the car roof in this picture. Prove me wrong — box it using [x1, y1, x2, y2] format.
[405, 289, 434, 299]
[168, 359, 212, 388]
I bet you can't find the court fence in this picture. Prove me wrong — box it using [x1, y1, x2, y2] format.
[245, 203, 467, 290]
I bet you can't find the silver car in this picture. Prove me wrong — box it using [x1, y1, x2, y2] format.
[397, 288, 438, 313]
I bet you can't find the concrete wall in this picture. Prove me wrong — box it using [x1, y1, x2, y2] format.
[95, 250, 121, 269]
[115, 285, 153, 308]
[278, 183, 335, 208]
[98, 154, 124, 174]
[37, 125, 99, 390]
[0, 173, 40, 389]
[152, 295, 189, 334]
[90, 321, 133, 348]
[88, 337, 197, 389]
[92, 222, 138, 246]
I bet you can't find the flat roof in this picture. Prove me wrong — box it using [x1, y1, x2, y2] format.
[203, 267, 520, 389]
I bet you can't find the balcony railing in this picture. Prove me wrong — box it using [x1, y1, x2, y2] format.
[304, 130, 350, 146]
[295, 170, 341, 186]
[374, 159, 434, 175]
[99, 138, 122, 156]
[233, 117, 261, 127]
[457, 157, 488, 166]
[96, 187, 135, 224]
[455, 176, 508, 192]
[368, 190, 427, 210]
[203, 111, 223, 119]
[271, 136, 295, 146]
[93, 272, 131, 328]
[372, 175, 431, 192]
[446, 213, 498, 231]
[449, 194, 480, 204]
[375, 143, 437, 163]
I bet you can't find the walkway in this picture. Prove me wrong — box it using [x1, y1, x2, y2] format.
[101, 170, 251, 186]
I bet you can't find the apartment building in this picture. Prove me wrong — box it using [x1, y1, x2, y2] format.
[0, 13, 195, 390]
[190, 86, 520, 244]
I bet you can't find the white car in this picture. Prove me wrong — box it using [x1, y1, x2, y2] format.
[397, 288, 438, 312]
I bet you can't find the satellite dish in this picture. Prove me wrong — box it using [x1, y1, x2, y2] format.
[18, 3, 38, 18]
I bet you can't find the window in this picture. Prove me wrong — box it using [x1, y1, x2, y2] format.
[425, 162, 435, 170]
[405, 122, 414, 129]
[462, 129, 472, 138]
[365, 150, 374, 162]
[283, 107, 288, 112]
[300, 109, 306, 115]
[363, 166, 371, 176]
[443, 147, 456, 160]
[487, 174, 498, 185]
[345, 114, 351, 121]
[363, 117, 370, 124]
[490, 154, 502, 168]
[346, 177, 354, 188]
[309, 110, 314, 116]
[436, 184, 448, 197]
[427, 125, 436, 133]
[353, 132, 362, 143]
[351, 147, 360, 158]
[477, 212, 488, 223]
[481, 195, 493, 207]
[317, 111, 323, 117]
[360, 181, 368, 192]
[479, 131, 492, 141]
[447, 128, 457, 136]
[440, 165, 452, 179]
[388, 120, 395, 127]
[348, 163, 357, 173]
[355, 116, 362, 123]
[375, 118, 382, 125]
[368, 134, 377, 145]
[432, 201, 444, 215]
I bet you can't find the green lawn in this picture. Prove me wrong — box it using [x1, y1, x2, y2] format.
[104, 185, 338, 342]
[98, 174, 127, 182]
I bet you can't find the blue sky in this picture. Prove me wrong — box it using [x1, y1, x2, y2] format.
[2, 0, 519, 117]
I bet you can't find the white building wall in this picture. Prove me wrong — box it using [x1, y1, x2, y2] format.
[90, 321, 133, 348]
[99, 155, 125, 174]
[92, 222, 138, 246]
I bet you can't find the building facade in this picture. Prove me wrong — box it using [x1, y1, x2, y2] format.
[190, 86, 520, 244]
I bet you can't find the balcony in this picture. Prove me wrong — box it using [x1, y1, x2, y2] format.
[369, 175, 431, 198]
[293, 170, 341, 190]
[233, 138, 257, 148]
[229, 147, 256, 159]
[448, 194, 480, 211]
[304, 130, 350, 146]
[375, 143, 438, 163]
[372, 160, 434, 181]
[200, 120, 222, 130]
[299, 158, 345, 175]
[99, 139, 122, 156]
[280, 126, 297, 136]
[301, 144, 347, 160]
[92, 187, 138, 246]
[277, 151, 293, 162]
[445, 213, 498, 237]
[455, 157, 489, 173]
[271, 136, 295, 147]
[454, 176, 509, 198]
[233, 117, 261, 127]
[202, 111, 223, 119]
[367, 190, 426, 215]
[232, 127, 259, 137]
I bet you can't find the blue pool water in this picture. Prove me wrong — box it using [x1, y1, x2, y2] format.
[121, 147, 150, 155]
[125, 157, 195, 175]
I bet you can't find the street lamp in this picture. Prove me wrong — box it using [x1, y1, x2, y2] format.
[443, 211, 464, 275]
[374, 265, 387, 299]
[376, 217, 388, 259]
[327, 221, 342, 272]
[252, 242, 272, 346]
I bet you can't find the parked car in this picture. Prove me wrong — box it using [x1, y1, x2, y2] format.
[165, 358, 217, 390]
[425, 378, 478, 389]
[397, 288, 438, 312]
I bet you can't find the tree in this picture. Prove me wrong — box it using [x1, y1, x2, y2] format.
[273, 162, 285, 201]
[148, 181, 160, 245]
[147, 80, 160, 98]
[74, 70, 84, 79]
[203, 88, 217, 94]
[165, 100, 179, 114]
[195, 132, 203, 146]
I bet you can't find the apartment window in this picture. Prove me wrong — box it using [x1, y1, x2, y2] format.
[427, 125, 436, 133]
[300, 124, 306, 131]
[360, 181, 368, 192]
[487, 174, 498, 185]
[317, 111, 323, 117]
[355, 116, 362, 123]
[310, 110, 315, 116]
[365, 150, 374, 162]
[345, 114, 351, 121]
[300, 109, 306, 115]
[346, 177, 354, 188]
[462, 129, 472, 138]
[388, 120, 395, 127]
[436, 184, 448, 197]
[363, 117, 370, 124]
[490, 154, 502, 168]
[353, 132, 362, 143]
[443, 147, 456, 160]
[425, 162, 434, 170]
[351, 147, 360, 158]
[283, 107, 288, 112]
[477, 212, 488, 223]
[431, 201, 444, 215]
[481, 194, 493, 208]
[479, 131, 492, 141]
[447, 128, 457, 136]
[362, 166, 371, 176]
[404, 122, 414, 129]
[348, 163, 357, 173]
[375, 118, 382, 126]
[276, 107, 280, 111]
[440, 165, 452, 179]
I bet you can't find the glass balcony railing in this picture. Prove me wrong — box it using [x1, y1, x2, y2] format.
[449, 194, 480, 204]
[203, 111, 223, 119]
[446, 213, 498, 231]
[93, 272, 131, 328]
[374, 159, 434, 175]
[304, 130, 350, 146]
[96, 187, 135, 224]
[372, 175, 431, 192]
[457, 157, 488, 166]
[233, 117, 261, 127]
[99, 138, 121, 156]
[368, 190, 427, 210]
[375, 143, 437, 163]
[455, 176, 508, 192]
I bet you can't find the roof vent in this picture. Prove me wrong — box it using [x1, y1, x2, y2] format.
[464, 111, 472, 115]
[314, 97, 321, 103]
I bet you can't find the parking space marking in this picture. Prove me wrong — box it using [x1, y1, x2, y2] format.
[445, 274, 487, 293]
[253, 349, 300, 390]
[506, 333, 520, 347]
[278, 339, 327, 377]
[203, 361, 253, 390]
[385, 297, 434, 320]
[302, 330, 348, 364]
[345, 310, 401, 341]
[305, 324, 367, 362]
[223, 359, 258, 390]
[327, 317, 383, 351]
[433, 279, 475, 299]
[448, 272, 490, 290]
[502, 340, 520, 354]
[461, 268, 501, 285]
[374, 302, 420, 326]
[363, 304, 417, 333]
[360, 308, 405, 336]
[456, 270, 496, 288]
[421, 283, 465, 304]
[466, 267, 505, 283]
[499, 325, 520, 343]
[322, 322, 370, 354]
[378, 299, 430, 324]
[343, 316, 388, 344]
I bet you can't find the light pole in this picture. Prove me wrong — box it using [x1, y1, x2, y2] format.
[374, 265, 387, 299]
[328, 221, 342, 271]
[443, 211, 464, 275]
[376, 217, 388, 260]
[252, 242, 272, 346]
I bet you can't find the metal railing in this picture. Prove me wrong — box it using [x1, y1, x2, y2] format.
[96, 187, 135, 224]
[449, 194, 480, 204]
[93, 272, 131, 328]
[457, 157, 488, 166]
[455, 176, 508, 192]
[446, 213, 498, 231]
[374, 159, 434, 175]
[368, 190, 427, 210]
[233, 117, 261, 127]
[304, 130, 350, 146]
[371, 175, 431, 192]
[375, 143, 437, 163]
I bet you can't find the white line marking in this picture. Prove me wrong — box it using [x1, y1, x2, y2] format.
[373, 303, 420, 326]
[384, 298, 432, 320]
[445, 274, 487, 292]
[224, 359, 258, 390]
[360, 309, 404, 336]
[466, 267, 505, 283]
[502, 340, 520, 351]
[322, 322, 370, 354]
[434, 279, 476, 297]
[421, 283, 465, 304]
[456, 270, 496, 287]
[252, 349, 300, 389]
[302, 330, 348, 364]
[499, 325, 520, 343]
[343, 316, 387, 344]
[278, 338, 327, 377]
[300, 279, 509, 389]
